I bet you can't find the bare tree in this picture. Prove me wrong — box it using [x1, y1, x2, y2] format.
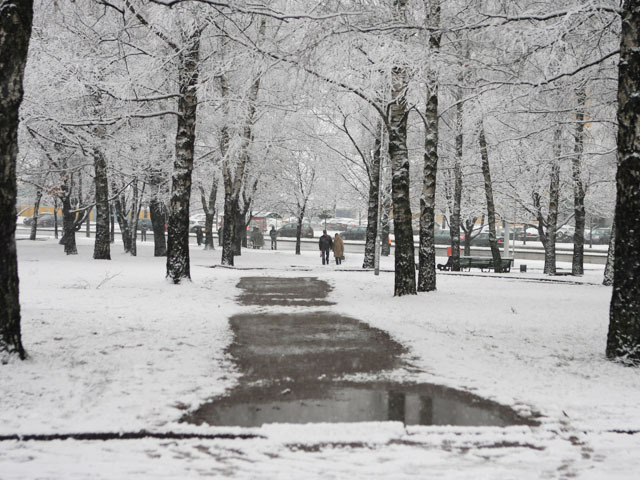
[389, 0, 416, 296]
[607, 0, 640, 364]
[533, 127, 562, 275]
[478, 125, 503, 272]
[0, 0, 33, 361]
[417, 0, 441, 293]
[571, 86, 587, 276]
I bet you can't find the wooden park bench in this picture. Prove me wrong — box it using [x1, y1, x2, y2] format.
[437, 256, 513, 273]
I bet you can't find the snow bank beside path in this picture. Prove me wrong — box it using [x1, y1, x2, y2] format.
[3, 237, 241, 434]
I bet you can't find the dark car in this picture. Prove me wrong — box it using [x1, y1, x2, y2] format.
[434, 229, 451, 245]
[341, 226, 367, 240]
[471, 231, 505, 247]
[325, 222, 352, 232]
[590, 227, 612, 245]
[277, 223, 314, 238]
[434, 229, 467, 245]
[22, 213, 61, 227]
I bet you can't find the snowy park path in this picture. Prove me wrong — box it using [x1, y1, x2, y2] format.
[185, 276, 532, 429]
[2, 240, 639, 479]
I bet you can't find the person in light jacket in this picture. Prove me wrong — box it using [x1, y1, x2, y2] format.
[333, 233, 344, 265]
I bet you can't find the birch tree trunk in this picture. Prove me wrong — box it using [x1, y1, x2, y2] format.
[92, 148, 110, 260]
[200, 177, 217, 250]
[113, 186, 132, 253]
[29, 189, 42, 241]
[166, 31, 200, 283]
[603, 216, 615, 287]
[479, 126, 502, 273]
[234, 209, 245, 255]
[128, 180, 144, 257]
[54, 199, 60, 239]
[295, 214, 304, 255]
[61, 191, 78, 255]
[221, 192, 236, 266]
[571, 87, 587, 276]
[389, 64, 416, 295]
[0, 0, 32, 361]
[219, 21, 264, 266]
[545, 131, 561, 274]
[449, 86, 464, 271]
[381, 189, 391, 256]
[417, 0, 441, 293]
[535, 128, 561, 274]
[149, 172, 167, 257]
[363, 129, 381, 269]
[607, 0, 640, 363]
[461, 216, 481, 257]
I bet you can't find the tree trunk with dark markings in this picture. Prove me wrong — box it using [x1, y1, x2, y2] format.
[93, 148, 111, 260]
[607, 0, 640, 364]
[0, 0, 32, 361]
[166, 31, 200, 283]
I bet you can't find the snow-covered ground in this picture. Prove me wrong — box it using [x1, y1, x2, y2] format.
[1, 235, 638, 479]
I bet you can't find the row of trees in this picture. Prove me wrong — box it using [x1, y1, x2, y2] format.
[1, 0, 638, 364]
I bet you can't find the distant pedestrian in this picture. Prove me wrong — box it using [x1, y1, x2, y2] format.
[140, 223, 148, 242]
[251, 227, 264, 249]
[269, 225, 278, 250]
[333, 233, 344, 265]
[319, 230, 333, 265]
[195, 226, 203, 246]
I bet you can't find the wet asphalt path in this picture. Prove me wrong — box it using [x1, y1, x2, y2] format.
[184, 277, 534, 428]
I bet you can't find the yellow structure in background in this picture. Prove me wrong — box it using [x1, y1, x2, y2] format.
[18, 206, 149, 222]
[18, 205, 58, 217]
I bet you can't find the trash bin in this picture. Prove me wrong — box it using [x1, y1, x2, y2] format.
[520, 264, 527, 273]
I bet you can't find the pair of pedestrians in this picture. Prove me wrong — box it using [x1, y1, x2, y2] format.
[319, 230, 344, 265]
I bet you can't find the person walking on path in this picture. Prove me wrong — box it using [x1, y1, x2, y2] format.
[195, 226, 203, 246]
[333, 233, 344, 265]
[140, 223, 147, 242]
[269, 225, 278, 250]
[319, 230, 333, 265]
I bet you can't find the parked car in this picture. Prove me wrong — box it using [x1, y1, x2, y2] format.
[190, 213, 207, 224]
[277, 223, 314, 238]
[341, 226, 367, 240]
[433, 229, 450, 245]
[189, 219, 205, 233]
[471, 231, 505, 247]
[22, 213, 61, 227]
[324, 221, 352, 232]
[433, 229, 467, 245]
[590, 227, 612, 245]
[515, 227, 539, 241]
[556, 225, 575, 242]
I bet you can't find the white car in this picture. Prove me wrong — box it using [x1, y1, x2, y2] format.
[190, 213, 207, 224]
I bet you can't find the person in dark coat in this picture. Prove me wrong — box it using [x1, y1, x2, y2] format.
[195, 226, 203, 245]
[269, 225, 277, 250]
[251, 227, 264, 249]
[319, 230, 333, 265]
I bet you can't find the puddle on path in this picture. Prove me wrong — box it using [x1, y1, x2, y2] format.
[186, 381, 532, 428]
[184, 277, 537, 429]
